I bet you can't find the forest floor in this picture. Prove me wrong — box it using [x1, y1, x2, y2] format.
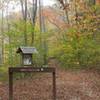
[0, 59, 100, 100]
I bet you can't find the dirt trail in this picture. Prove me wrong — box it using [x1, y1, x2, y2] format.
[0, 60, 100, 100]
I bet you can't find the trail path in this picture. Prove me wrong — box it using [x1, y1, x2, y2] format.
[0, 59, 100, 100]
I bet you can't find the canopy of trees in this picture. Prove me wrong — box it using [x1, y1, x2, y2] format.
[0, 0, 100, 75]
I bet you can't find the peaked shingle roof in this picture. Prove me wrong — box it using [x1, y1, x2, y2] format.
[16, 47, 38, 54]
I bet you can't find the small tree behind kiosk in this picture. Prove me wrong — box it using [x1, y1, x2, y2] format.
[16, 47, 37, 66]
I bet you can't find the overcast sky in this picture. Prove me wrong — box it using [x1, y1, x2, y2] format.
[0, 0, 55, 17]
[43, 0, 55, 6]
[0, 0, 56, 15]
[28, 0, 55, 6]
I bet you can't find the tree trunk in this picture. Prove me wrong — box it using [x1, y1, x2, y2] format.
[31, 0, 37, 46]
[74, 0, 78, 25]
[6, 3, 13, 66]
[1, 8, 4, 65]
[20, 0, 28, 46]
[39, 0, 48, 65]
[64, 0, 70, 24]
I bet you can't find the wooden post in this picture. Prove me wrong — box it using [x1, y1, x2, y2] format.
[53, 71, 56, 100]
[9, 69, 13, 100]
[9, 67, 56, 100]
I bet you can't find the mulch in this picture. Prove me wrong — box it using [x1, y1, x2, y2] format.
[0, 61, 100, 100]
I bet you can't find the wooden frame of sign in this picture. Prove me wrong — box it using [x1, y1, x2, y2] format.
[9, 67, 56, 100]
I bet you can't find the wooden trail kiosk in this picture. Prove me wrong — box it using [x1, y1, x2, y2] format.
[16, 46, 38, 66]
[9, 47, 56, 100]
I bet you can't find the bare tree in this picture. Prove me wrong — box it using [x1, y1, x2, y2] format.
[20, 0, 28, 46]
[31, 0, 37, 45]
[58, 0, 70, 24]
[39, 0, 48, 65]
[20, 0, 38, 46]
[1, 2, 4, 64]
[6, 1, 13, 66]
